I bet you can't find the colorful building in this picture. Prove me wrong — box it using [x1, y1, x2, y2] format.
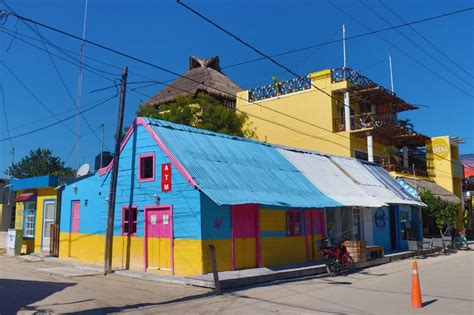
[58, 118, 423, 276]
[236, 67, 465, 229]
[11, 176, 60, 254]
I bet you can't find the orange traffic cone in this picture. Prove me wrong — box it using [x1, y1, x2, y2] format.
[411, 261, 423, 308]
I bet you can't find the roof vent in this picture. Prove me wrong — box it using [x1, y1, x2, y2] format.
[188, 56, 221, 72]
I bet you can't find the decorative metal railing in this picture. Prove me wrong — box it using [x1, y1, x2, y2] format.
[383, 161, 429, 178]
[332, 67, 394, 95]
[248, 76, 312, 102]
[333, 112, 396, 132]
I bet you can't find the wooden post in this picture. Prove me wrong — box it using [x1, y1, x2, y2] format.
[208, 244, 221, 294]
[104, 66, 128, 275]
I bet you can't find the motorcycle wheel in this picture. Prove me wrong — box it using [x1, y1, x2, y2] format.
[345, 256, 355, 273]
[326, 257, 338, 277]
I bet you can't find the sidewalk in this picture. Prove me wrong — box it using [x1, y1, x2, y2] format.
[28, 250, 418, 289]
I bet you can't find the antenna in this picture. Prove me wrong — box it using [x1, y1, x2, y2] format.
[75, 0, 89, 169]
[389, 54, 394, 93]
[76, 163, 90, 178]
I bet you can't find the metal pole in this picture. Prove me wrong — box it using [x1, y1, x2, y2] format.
[104, 66, 128, 275]
[75, 0, 89, 169]
[100, 123, 104, 168]
[389, 54, 394, 94]
[343, 24, 347, 70]
[209, 244, 221, 294]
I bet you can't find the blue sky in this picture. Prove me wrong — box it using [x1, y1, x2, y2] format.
[0, 0, 473, 175]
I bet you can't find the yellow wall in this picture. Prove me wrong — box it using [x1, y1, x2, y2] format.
[34, 188, 57, 253]
[261, 236, 307, 266]
[427, 136, 464, 229]
[236, 70, 353, 157]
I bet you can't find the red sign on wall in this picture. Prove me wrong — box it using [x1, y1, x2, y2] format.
[161, 163, 172, 192]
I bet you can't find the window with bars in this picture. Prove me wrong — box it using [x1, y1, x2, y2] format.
[23, 202, 36, 238]
[286, 210, 302, 237]
[122, 207, 138, 236]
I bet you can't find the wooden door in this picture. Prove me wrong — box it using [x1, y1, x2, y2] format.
[145, 206, 173, 273]
[231, 204, 258, 270]
[305, 209, 325, 261]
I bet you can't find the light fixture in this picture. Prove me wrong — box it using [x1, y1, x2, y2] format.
[153, 193, 160, 205]
[72, 185, 78, 194]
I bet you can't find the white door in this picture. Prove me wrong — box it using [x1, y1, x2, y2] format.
[42, 201, 56, 251]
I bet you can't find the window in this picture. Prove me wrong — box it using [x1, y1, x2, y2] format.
[23, 202, 36, 238]
[286, 210, 302, 237]
[139, 153, 155, 182]
[122, 207, 138, 236]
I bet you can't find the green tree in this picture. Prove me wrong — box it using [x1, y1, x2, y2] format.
[137, 92, 257, 138]
[420, 189, 458, 236]
[5, 148, 75, 179]
[397, 118, 414, 130]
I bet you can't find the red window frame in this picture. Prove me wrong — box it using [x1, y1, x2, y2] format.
[122, 206, 138, 236]
[138, 153, 155, 182]
[286, 210, 303, 237]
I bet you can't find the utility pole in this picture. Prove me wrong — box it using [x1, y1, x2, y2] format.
[104, 66, 128, 275]
[100, 123, 104, 168]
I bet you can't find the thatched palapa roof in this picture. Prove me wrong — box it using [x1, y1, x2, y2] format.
[144, 56, 242, 107]
[400, 177, 461, 204]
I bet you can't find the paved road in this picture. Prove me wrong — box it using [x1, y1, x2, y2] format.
[0, 250, 472, 314]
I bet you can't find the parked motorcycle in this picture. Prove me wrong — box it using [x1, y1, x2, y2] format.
[453, 230, 470, 250]
[320, 238, 355, 276]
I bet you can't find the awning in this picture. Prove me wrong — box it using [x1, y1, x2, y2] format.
[15, 191, 36, 202]
[397, 177, 461, 204]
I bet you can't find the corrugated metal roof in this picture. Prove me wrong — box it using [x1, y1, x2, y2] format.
[397, 177, 460, 204]
[145, 118, 340, 208]
[279, 149, 424, 207]
[361, 163, 425, 206]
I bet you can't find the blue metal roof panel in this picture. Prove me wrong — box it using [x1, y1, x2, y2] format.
[11, 175, 59, 191]
[144, 118, 340, 208]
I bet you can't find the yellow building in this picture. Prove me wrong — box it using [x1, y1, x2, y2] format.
[237, 67, 464, 229]
[12, 176, 60, 255]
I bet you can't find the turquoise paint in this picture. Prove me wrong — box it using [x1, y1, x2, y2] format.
[261, 231, 286, 237]
[60, 124, 201, 240]
[200, 194, 231, 240]
[372, 207, 391, 253]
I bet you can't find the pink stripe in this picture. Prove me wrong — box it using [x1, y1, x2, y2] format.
[256, 206, 262, 267]
[99, 118, 197, 189]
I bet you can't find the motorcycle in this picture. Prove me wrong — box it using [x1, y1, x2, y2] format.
[453, 230, 470, 250]
[320, 238, 355, 276]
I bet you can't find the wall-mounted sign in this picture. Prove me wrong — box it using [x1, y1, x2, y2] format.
[151, 214, 157, 225]
[162, 163, 172, 192]
[431, 138, 449, 160]
[163, 214, 169, 225]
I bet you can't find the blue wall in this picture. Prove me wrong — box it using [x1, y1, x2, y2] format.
[200, 194, 231, 240]
[372, 207, 391, 253]
[60, 124, 201, 240]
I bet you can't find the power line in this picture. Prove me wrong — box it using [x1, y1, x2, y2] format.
[219, 6, 474, 70]
[0, 95, 117, 142]
[1, 7, 468, 172]
[379, 0, 474, 81]
[0, 80, 13, 150]
[359, 0, 474, 89]
[329, 1, 474, 97]
[0, 61, 76, 135]
[32, 24, 111, 151]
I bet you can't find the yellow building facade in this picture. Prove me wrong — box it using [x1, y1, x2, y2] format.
[237, 68, 465, 229]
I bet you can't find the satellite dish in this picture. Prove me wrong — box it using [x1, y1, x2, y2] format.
[76, 163, 90, 178]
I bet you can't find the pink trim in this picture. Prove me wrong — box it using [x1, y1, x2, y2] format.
[304, 210, 311, 261]
[256, 207, 262, 268]
[144, 205, 174, 275]
[138, 153, 156, 182]
[99, 118, 197, 189]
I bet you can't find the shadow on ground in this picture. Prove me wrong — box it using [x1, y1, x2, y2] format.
[0, 278, 76, 314]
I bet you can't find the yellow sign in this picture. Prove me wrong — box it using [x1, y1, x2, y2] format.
[431, 138, 449, 160]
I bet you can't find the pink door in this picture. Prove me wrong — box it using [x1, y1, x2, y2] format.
[71, 201, 80, 233]
[231, 204, 259, 270]
[145, 206, 173, 273]
[305, 209, 325, 261]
